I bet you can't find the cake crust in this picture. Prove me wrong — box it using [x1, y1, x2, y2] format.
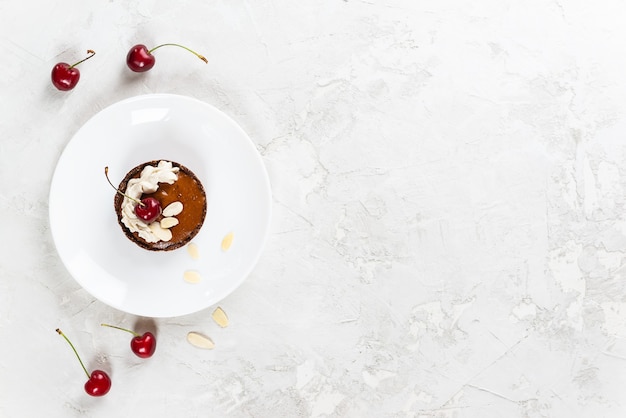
[114, 160, 207, 251]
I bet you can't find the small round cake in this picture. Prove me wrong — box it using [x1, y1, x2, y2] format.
[113, 160, 207, 251]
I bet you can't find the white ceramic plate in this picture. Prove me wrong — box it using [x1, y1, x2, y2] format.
[49, 94, 271, 317]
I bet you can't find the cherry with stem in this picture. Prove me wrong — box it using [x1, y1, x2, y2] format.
[104, 166, 161, 223]
[101, 323, 156, 358]
[126, 43, 207, 72]
[56, 328, 111, 397]
[51, 49, 96, 91]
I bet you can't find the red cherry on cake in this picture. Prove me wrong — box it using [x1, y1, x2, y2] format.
[105, 167, 162, 223]
[51, 49, 96, 91]
[133, 197, 161, 223]
[126, 43, 207, 72]
[56, 329, 111, 396]
[101, 324, 156, 358]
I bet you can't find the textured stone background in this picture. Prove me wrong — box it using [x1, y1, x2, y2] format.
[2, 1, 626, 416]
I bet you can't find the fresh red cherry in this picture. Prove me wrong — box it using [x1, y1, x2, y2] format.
[51, 50, 96, 91]
[56, 329, 111, 397]
[126, 45, 155, 72]
[105, 167, 162, 224]
[101, 324, 157, 358]
[126, 43, 207, 72]
[134, 197, 161, 223]
[84, 370, 112, 397]
[131, 332, 157, 358]
[51, 64, 80, 91]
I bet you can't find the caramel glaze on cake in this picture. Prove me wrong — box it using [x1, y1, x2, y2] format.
[114, 160, 207, 251]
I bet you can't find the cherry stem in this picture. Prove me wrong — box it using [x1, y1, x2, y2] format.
[104, 167, 144, 207]
[69, 49, 96, 69]
[148, 43, 208, 64]
[56, 329, 90, 379]
[100, 323, 140, 337]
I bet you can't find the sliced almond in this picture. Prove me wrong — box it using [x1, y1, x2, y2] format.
[221, 232, 234, 251]
[162, 201, 183, 217]
[211, 307, 229, 328]
[187, 242, 200, 260]
[160, 217, 179, 229]
[149, 222, 173, 241]
[183, 270, 201, 284]
[186, 332, 215, 349]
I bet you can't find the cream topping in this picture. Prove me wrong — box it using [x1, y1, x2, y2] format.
[121, 161, 179, 243]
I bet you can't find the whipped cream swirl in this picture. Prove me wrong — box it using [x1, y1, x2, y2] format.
[121, 161, 179, 243]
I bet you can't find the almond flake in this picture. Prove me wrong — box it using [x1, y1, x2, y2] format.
[183, 270, 201, 284]
[221, 232, 234, 251]
[186, 332, 215, 349]
[160, 217, 179, 229]
[149, 222, 173, 241]
[162, 201, 183, 217]
[211, 307, 229, 328]
[187, 242, 200, 260]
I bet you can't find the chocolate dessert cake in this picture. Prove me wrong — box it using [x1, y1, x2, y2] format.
[113, 160, 207, 251]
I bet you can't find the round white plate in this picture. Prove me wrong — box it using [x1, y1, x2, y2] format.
[49, 94, 272, 317]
